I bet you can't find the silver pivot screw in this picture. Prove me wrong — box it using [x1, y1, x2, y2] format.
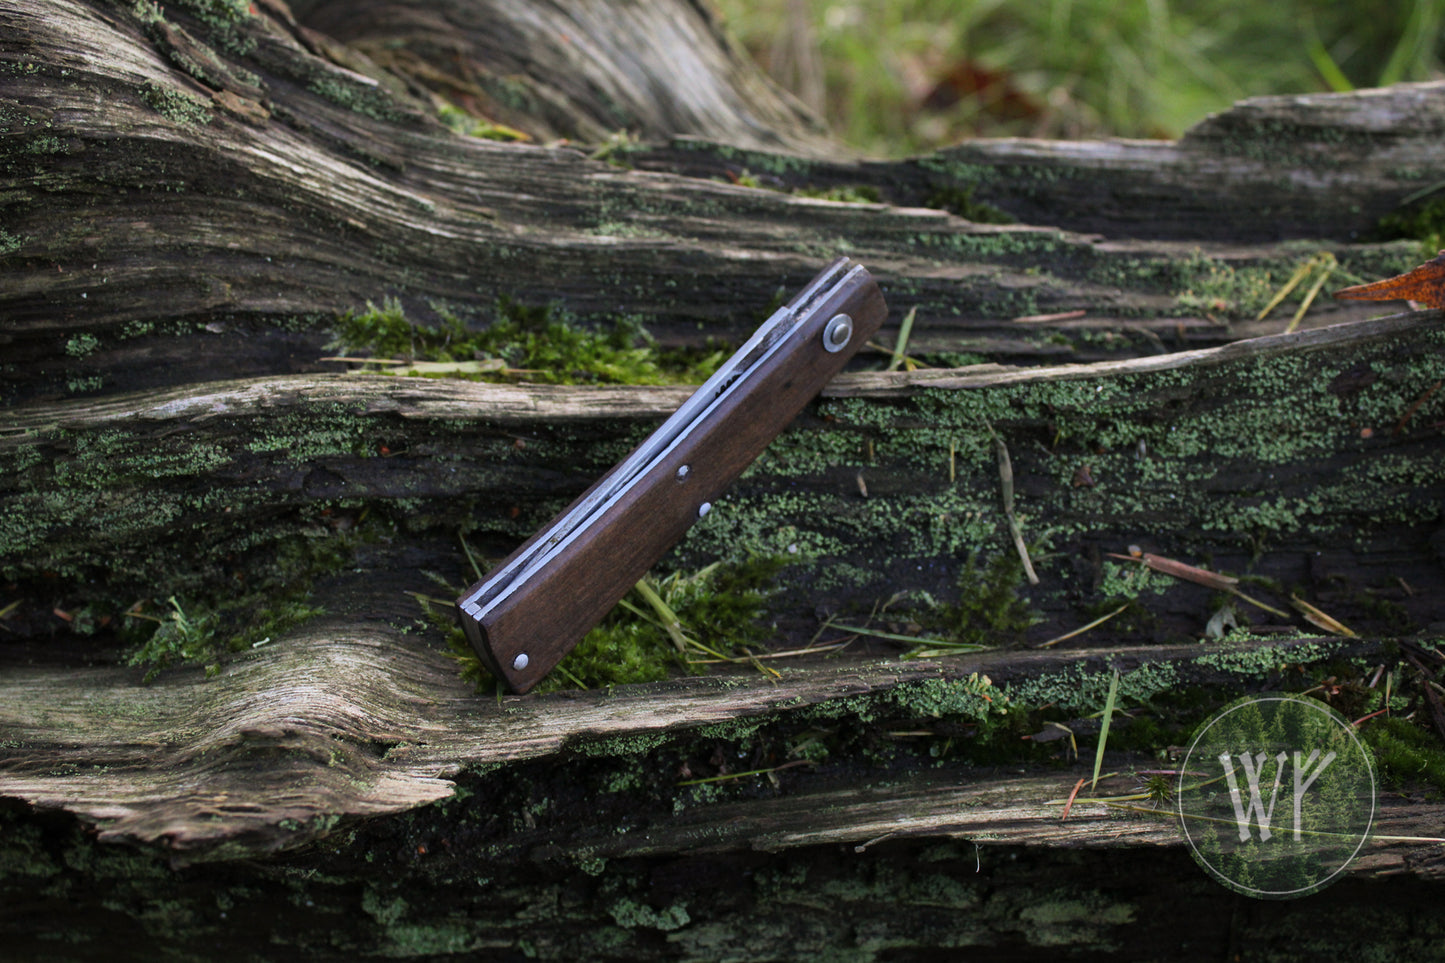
[512, 653, 529, 671]
[823, 314, 853, 353]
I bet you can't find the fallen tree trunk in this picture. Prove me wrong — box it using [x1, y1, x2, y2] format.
[3, 0, 1445, 956]
[6, 616, 1444, 865]
[5, 310, 1444, 644]
[0, 0, 1431, 404]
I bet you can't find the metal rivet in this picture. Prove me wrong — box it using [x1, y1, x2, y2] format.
[512, 653, 529, 671]
[676, 464, 690, 481]
[823, 313, 853, 353]
[697, 502, 712, 518]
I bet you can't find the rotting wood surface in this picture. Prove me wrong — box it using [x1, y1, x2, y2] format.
[3, 0, 1445, 954]
[4, 313, 1444, 865]
[5, 616, 1444, 876]
[0, 0, 1435, 404]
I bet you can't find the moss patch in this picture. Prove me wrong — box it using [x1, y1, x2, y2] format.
[929, 551, 1038, 648]
[1377, 194, 1445, 257]
[122, 593, 322, 681]
[331, 297, 724, 385]
[431, 553, 790, 692]
[1361, 715, 1445, 794]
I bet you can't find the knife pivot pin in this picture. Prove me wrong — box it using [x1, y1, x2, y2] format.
[512, 653, 529, 671]
[823, 314, 854, 352]
[698, 502, 712, 518]
[675, 464, 691, 481]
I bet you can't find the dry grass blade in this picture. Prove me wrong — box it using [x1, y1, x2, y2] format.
[687, 641, 850, 663]
[1333, 250, 1445, 309]
[1255, 258, 1315, 321]
[1284, 254, 1335, 333]
[458, 532, 487, 582]
[827, 622, 989, 651]
[993, 429, 1039, 585]
[677, 759, 815, 787]
[1036, 602, 1131, 648]
[1011, 309, 1086, 323]
[623, 579, 689, 652]
[1107, 551, 1290, 618]
[321, 356, 509, 376]
[1289, 595, 1358, 637]
[1108, 551, 1236, 589]
[993, 431, 1015, 514]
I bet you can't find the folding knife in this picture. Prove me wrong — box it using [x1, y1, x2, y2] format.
[456, 257, 888, 693]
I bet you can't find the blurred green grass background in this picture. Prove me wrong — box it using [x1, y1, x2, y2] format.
[714, 0, 1445, 155]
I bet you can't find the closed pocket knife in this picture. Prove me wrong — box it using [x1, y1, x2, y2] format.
[456, 258, 888, 693]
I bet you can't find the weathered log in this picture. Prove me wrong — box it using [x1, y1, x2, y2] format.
[629, 80, 1445, 242]
[6, 308, 1444, 644]
[4, 0, 1445, 955]
[0, 0, 1431, 406]
[286, 0, 831, 150]
[4, 312, 1444, 859]
[5, 601, 1444, 870]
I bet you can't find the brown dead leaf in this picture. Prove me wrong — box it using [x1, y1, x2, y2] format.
[1333, 250, 1445, 309]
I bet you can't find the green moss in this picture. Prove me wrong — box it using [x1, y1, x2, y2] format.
[608, 898, 690, 931]
[65, 334, 100, 355]
[121, 582, 324, 681]
[383, 922, 476, 956]
[331, 297, 722, 386]
[1170, 254, 1285, 317]
[923, 183, 1014, 223]
[885, 673, 1011, 724]
[672, 139, 813, 179]
[164, 0, 256, 55]
[1377, 194, 1445, 256]
[1361, 715, 1445, 793]
[437, 554, 789, 693]
[1004, 660, 1182, 717]
[930, 551, 1037, 647]
[140, 81, 212, 128]
[435, 101, 528, 142]
[574, 731, 672, 759]
[307, 75, 405, 123]
[1190, 636, 1337, 677]
[245, 404, 370, 460]
[1098, 560, 1177, 601]
[65, 375, 103, 395]
[124, 596, 223, 680]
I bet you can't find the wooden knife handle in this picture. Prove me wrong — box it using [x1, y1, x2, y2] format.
[456, 259, 887, 693]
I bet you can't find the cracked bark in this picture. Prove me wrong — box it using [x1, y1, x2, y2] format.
[3, 0, 1445, 955]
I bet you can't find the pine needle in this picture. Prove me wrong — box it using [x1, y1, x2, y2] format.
[458, 532, 487, 581]
[1060, 777, 1088, 821]
[1036, 602, 1130, 648]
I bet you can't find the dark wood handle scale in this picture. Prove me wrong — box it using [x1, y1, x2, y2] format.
[456, 258, 888, 693]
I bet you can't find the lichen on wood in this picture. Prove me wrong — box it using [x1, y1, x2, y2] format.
[4, 0, 1445, 954]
